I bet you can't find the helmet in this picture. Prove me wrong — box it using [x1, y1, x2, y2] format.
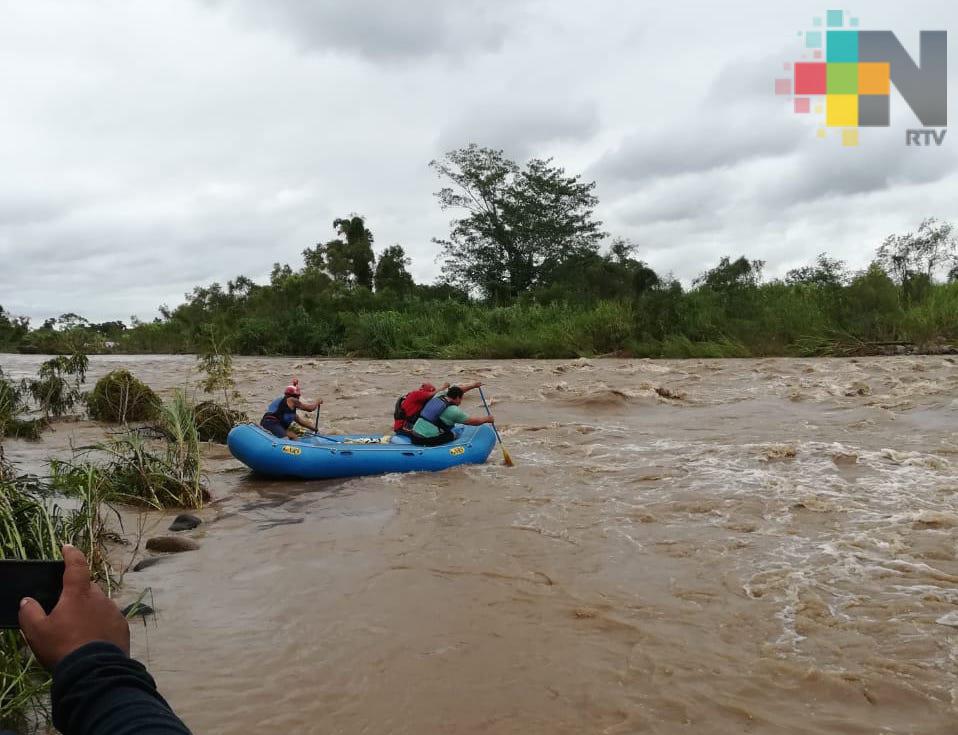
[284, 378, 302, 397]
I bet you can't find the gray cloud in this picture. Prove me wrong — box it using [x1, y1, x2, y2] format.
[1, 0, 956, 323]
[436, 100, 600, 161]
[758, 137, 957, 209]
[593, 53, 810, 183]
[595, 117, 805, 182]
[206, 0, 528, 61]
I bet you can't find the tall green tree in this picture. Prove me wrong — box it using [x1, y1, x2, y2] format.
[333, 215, 375, 289]
[785, 253, 848, 287]
[431, 144, 606, 302]
[877, 218, 956, 303]
[374, 245, 415, 295]
[694, 256, 765, 291]
[0, 306, 29, 349]
[534, 238, 660, 303]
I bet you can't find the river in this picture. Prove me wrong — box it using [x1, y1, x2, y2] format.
[2, 354, 957, 734]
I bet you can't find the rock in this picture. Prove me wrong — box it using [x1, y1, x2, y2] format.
[132, 557, 165, 572]
[145, 536, 200, 553]
[122, 602, 155, 618]
[831, 452, 859, 466]
[844, 381, 871, 397]
[169, 513, 202, 532]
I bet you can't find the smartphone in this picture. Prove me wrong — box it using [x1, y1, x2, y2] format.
[0, 561, 64, 629]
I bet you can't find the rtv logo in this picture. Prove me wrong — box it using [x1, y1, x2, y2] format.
[775, 10, 947, 147]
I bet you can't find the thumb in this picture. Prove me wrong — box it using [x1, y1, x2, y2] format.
[18, 597, 48, 636]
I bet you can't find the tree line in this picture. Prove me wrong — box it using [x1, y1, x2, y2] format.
[2, 144, 957, 358]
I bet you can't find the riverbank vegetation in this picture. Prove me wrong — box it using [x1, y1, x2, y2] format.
[53, 392, 206, 510]
[1, 376, 206, 728]
[0, 439, 114, 731]
[2, 147, 956, 359]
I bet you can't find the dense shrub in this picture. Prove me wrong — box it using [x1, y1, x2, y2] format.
[193, 401, 247, 443]
[86, 370, 160, 423]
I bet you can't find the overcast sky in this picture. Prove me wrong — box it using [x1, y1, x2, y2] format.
[0, 0, 954, 323]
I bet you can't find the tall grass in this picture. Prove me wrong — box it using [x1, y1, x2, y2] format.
[8, 279, 958, 359]
[54, 390, 206, 510]
[0, 369, 46, 441]
[0, 464, 112, 733]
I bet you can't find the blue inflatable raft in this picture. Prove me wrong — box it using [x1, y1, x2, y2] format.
[227, 423, 497, 479]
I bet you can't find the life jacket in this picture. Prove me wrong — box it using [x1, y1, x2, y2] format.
[417, 394, 454, 432]
[264, 396, 297, 428]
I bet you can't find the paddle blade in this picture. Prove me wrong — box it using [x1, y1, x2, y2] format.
[501, 446, 515, 467]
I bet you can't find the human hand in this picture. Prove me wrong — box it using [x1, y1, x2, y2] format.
[485, 415, 495, 424]
[19, 545, 130, 671]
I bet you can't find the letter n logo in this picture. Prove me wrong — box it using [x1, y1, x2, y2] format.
[859, 31, 947, 126]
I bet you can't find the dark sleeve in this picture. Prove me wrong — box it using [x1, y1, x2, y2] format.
[52, 641, 192, 735]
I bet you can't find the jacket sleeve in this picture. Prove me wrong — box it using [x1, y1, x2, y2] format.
[51, 641, 192, 735]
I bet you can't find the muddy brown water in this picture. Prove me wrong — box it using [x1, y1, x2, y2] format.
[2, 354, 958, 734]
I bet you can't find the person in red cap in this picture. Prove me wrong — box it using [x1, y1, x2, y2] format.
[260, 378, 322, 439]
[393, 382, 448, 434]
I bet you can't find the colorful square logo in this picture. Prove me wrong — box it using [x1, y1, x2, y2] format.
[827, 63, 858, 93]
[776, 10, 948, 145]
[794, 63, 826, 95]
[858, 62, 890, 94]
[827, 95, 858, 126]
[826, 31, 859, 62]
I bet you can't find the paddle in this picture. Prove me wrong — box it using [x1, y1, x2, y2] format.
[477, 387, 514, 467]
[302, 405, 342, 442]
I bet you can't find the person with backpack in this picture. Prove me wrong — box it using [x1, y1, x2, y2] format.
[393, 382, 449, 434]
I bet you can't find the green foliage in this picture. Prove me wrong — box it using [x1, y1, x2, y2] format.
[0, 463, 112, 732]
[87, 370, 160, 423]
[56, 391, 205, 509]
[0, 306, 30, 351]
[431, 144, 606, 300]
[785, 253, 848, 287]
[197, 332, 240, 413]
[842, 263, 902, 341]
[25, 352, 89, 420]
[193, 401, 247, 443]
[374, 245, 416, 296]
[17, 314, 107, 355]
[876, 218, 956, 291]
[333, 216, 376, 289]
[6, 216, 958, 360]
[195, 332, 246, 440]
[900, 281, 958, 344]
[0, 368, 27, 439]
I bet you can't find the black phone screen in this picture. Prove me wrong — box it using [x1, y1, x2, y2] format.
[0, 560, 65, 629]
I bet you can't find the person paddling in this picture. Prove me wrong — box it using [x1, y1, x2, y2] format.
[260, 379, 321, 439]
[409, 383, 493, 446]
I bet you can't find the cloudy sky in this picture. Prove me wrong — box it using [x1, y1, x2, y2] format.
[0, 0, 954, 322]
